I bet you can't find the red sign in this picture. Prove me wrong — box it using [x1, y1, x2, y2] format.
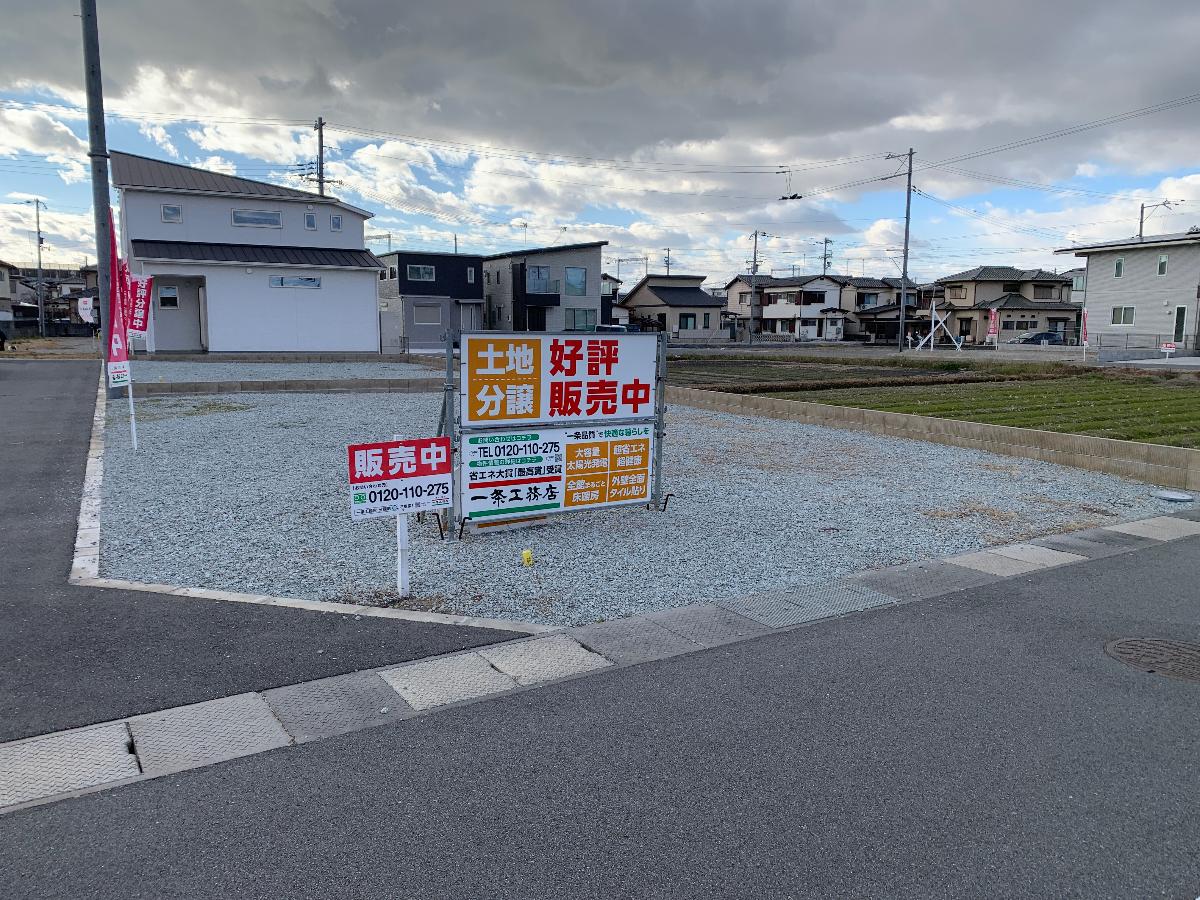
[348, 437, 450, 484]
[1081, 308, 1089, 347]
[987, 308, 999, 338]
[128, 276, 153, 333]
[1161, 342, 1177, 352]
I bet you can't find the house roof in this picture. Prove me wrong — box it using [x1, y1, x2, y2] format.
[643, 286, 724, 308]
[1055, 229, 1200, 255]
[130, 240, 385, 269]
[601, 273, 622, 283]
[110, 151, 373, 217]
[968, 293, 1078, 312]
[483, 241, 607, 260]
[728, 273, 918, 291]
[936, 266, 1071, 284]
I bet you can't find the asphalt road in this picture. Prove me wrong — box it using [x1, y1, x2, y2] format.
[0, 360, 512, 742]
[2, 533, 1197, 898]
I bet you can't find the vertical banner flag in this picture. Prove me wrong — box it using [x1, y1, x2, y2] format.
[1080, 308, 1089, 347]
[987, 308, 999, 343]
[106, 287, 130, 387]
[128, 277, 152, 333]
[118, 258, 133, 330]
[78, 296, 94, 324]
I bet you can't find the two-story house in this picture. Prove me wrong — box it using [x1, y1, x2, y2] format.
[376, 250, 484, 350]
[111, 151, 384, 352]
[935, 266, 1075, 344]
[758, 275, 849, 340]
[481, 241, 607, 332]
[1057, 230, 1200, 350]
[617, 274, 725, 337]
[0, 258, 18, 321]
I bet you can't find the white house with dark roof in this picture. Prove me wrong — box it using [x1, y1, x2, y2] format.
[1056, 230, 1200, 351]
[111, 151, 384, 352]
[617, 274, 725, 338]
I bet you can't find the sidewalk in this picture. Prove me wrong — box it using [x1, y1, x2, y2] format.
[0, 360, 515, 742]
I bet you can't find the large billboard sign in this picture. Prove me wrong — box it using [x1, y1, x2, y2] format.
[460, 423, 654, 523]
[460, 333, 658, 428]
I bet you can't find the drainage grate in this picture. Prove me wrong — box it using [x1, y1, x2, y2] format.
[1104, 639, 1200, 683]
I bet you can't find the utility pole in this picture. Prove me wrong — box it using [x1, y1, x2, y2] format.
[314, 116, 326, 196]
[663, 248, 671, 275]
[26, 199, 46, 338]
[886, 148, 915, 352]
[747, 229, 764, 345]
[1139, 200, 1173, 240]
[822, 237, 832, 274]
[81, 0, 113, 370]
[454, 234, 458, 254]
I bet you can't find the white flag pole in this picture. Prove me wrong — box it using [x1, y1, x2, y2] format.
[396, 514, 410, 597]
[125, 381, 138, 451]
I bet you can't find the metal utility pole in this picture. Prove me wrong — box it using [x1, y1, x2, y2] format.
[1139, 200, 1173, 239]
[315, 116, 326, 196]
[80, 0, 113, 369]
[887, 148, 914, 351]
[26, 199, 47, 337]
[663, 248, 671, 275]
[747, 229, 763, 345]
[822, 237, 832, 274]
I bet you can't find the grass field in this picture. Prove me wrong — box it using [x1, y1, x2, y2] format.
[769, 374, 1200, 447]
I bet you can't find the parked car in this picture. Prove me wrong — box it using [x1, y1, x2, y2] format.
[1017, 331, 1066, 345]
[594, 324, 628, 333]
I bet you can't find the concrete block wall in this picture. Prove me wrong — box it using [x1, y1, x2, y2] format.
[667, 385, 1200, 490]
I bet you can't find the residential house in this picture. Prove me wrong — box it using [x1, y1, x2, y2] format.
[1063, 267, 1086, 305]
[0, 258, 18, 320]
[617, 274, 725, 338]
[376, 250, 484, 349]
[935, 266, 1075, 344]
[839, 276, 922, 342]
[758, 275, 850, 340]
[723, 273, 769, 329]
[482, 241, 607, 332]
[111, 151, 384, 352]
[1056, 230, 1200, 349]
[601, 272, 622, 325]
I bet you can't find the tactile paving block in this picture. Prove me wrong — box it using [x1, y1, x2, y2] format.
[717, 593, 831, 628]
[0, 723, 140, 808]
[815, 582, 901, 616]
[851, 561, 1000, 601]
[264, 672, 413, 743]
[647, 604, 769, 647]
[128, 693, 291, 776]
[478, 634, 612, 685]
[570, 618, 698, 665]
[378, 652, 516, 711]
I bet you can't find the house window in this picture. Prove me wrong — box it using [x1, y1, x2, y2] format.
[407, 264, 435, 282]
[1002, 282, 1021, 293]
[856, 292, 878, 307]
[739, 291, 749, 306]
[1033, 284, 1055, 299]
[703, 312, 711, 329]
[485, 271, 491, 285]
[1111, 306, 1135, 326]
[1158, 254, 1168, 276]
[1072, 275, 1086, 291]
[467, 267, 475, 284]
[269, 276, 321, 289]
[564, 267, 586, 296]
[413, 305, 442, 325]
[1114, 257, 1124, 277]
[565, 308, 597, 331]
[947, 285, 966, 300]
[232, 209, 282, 228]
[158, 285, 179, 309]
[160, 204, 182, 224]
[1001, 320, 1017, 331]
[330, 214, 343, 232]
[304, 212, 317, 230]
[801, 291, 825, 305]
[379, 269, 386, 281]
[679, 313, 697, 330]
[800, 318, 819, 327]
[388, 266, 397, 280]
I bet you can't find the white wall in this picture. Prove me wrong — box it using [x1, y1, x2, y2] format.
[1082, 244, 1200, 341]
[122, 190, 366, 249]
[141, 262, 380, 352]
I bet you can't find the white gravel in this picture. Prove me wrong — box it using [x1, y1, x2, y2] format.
[100, 391, 1177, 627]
[131, 361, 439, 383]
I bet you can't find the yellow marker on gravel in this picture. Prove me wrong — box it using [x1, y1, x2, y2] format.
[521, 549, 534, 567]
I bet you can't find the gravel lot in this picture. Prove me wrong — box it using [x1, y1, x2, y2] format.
[132, 361, 438, 383]
[101, 392, 1177, 627]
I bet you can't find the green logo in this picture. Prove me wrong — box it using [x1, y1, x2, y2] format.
[353, 492, 367, 503]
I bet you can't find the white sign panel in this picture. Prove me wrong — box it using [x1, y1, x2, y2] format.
[460, 423, 654, 523]
[348, 437, 452, 522]
[107, 360, 130, 388]
[460, 332, 658, 429]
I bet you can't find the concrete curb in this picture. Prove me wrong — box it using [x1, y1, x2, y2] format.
[133, 377, 445, 397]
[667, 385, 1200, 490]
[70, 373, 545, 636]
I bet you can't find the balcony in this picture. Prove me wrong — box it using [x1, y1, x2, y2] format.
[525, 277, 560, 295]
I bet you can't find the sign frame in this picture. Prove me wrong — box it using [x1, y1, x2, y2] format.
[450, 330, 667, 530]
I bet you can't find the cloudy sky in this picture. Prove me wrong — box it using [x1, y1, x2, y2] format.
[2, 0, 1199, 285]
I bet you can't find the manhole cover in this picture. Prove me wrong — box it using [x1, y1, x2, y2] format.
[1104, 639, 1200, 682]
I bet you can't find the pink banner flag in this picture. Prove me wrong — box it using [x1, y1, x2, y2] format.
[118, 258, 133, 329]
[128, 276, 153, 333]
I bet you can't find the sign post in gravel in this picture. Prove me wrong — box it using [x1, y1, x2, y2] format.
[347, 436, 452, 597]
[454, 332, 665, 529]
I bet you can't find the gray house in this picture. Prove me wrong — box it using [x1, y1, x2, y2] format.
[482, 241, 607, 332]
[377, 250, 484, 350]
[1057, 229, 1200, 350]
